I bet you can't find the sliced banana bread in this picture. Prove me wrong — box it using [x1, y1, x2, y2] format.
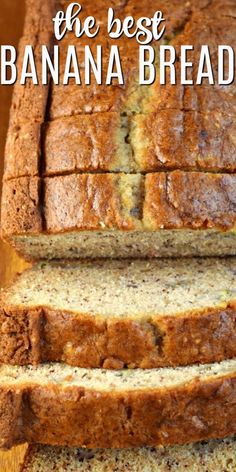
[21, 437, 236, 472]
[1, 359, 236, 449]
[2, 171, 236, 260]
[1, 257, 236, 369]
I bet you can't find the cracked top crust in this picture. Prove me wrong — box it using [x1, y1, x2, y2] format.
[144, 172, 236, 230]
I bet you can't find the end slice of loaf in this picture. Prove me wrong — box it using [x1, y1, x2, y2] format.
[1, 258, 236, 369]
[0, 359, 236, 449]
[21, 437, 236, 472]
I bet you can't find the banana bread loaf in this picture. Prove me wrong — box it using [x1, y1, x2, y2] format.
[1, 257, 236, 369]
[0, 359, 236, 449]
[2, 0, 236, 260]
[21, 437, 236, 472]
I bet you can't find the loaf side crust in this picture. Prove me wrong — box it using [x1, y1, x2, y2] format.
[0, 304, 236, 369]
[0, 371, 236, 448]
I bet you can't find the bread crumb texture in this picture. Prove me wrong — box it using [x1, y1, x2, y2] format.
[3, 258, 236, 317]
[22, 436, 236, 472]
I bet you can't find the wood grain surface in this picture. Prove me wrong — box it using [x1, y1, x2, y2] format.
[0, 1, 29, 470]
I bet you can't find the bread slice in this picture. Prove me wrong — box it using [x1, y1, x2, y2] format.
[21, 437, 236, 472]
[1, 359, 236, 449]
[2, 171, 236, 260]
[1, 258, 236, 369]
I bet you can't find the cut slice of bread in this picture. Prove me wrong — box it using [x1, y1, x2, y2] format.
[1, 258, 236, 369]
[2, 172, 236, 261]
[1, 359, 236, 449]
[21, 437, 236, 472]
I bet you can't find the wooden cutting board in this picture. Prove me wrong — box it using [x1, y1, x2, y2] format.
[0, 1, 30, 470]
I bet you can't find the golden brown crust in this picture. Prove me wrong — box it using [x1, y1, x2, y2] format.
[24, 0, 56, 35]
[123, 0, 212, 27]
[151, 9, 236, 119]
[59, 0, 128, 21]
[179, 5, 236, 51]
[44, 107, 236, 174]
[0, 372, 236, 449]
[44, 113, 130, 175]
[50, 0, 235, 121]
[1, 305, 236, 369]
[8, 103, 236, 177]
[50, 65, 138, 120]
[152, 81, 236, 116]
[48, 1, 142, 119]
[0, 389, 25, 448]
[134, 112, 236, 172]
[8, 31, 53, 128]
[44, 174, 140, 232]
[144, 171, 236, 230]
